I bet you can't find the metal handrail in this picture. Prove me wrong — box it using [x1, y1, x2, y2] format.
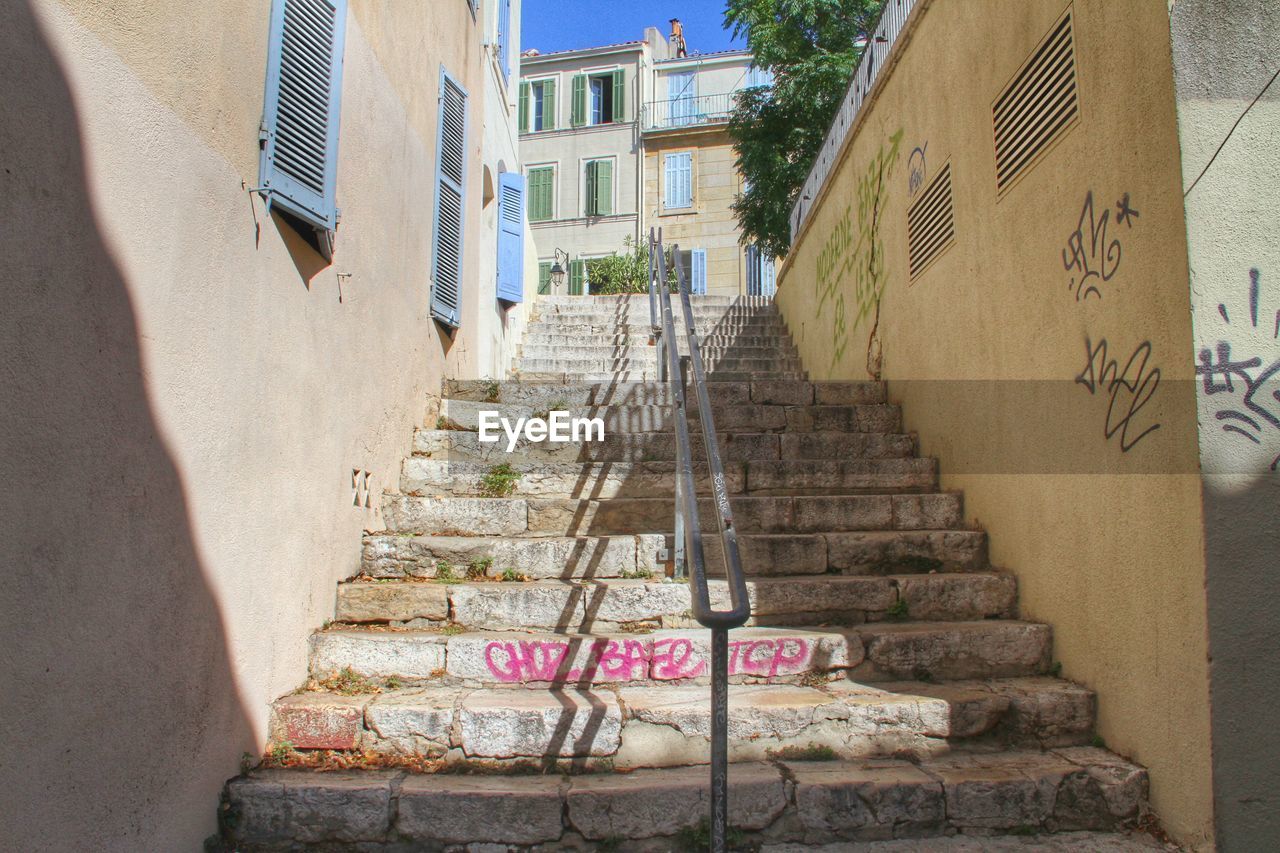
[647, 228, 751, 853]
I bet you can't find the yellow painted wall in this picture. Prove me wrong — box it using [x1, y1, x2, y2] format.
[777, 0, 1212, 845]
[645, 128, 749, 295]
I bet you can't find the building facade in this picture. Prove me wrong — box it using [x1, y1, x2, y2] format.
[0, 0, 534, 848]
[519, 23, 775, 297]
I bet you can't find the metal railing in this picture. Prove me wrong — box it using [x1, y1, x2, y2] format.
[648, 228, 751, 853]
[641, 92, 737, 131]
[790, 0, 920, 238]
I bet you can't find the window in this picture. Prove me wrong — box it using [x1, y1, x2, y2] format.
[568, 259, 586, 295]
[526, 165, 554, 222]
[496, 172, 524, 304]
[668, 70, 697, 127]
[519, 78, 557, 133]
[745, 65, 773, 89]
[259, 0, 348, 258]
[663, 152, 693, 210]
[430, 68, 468, 328]
[583, 159, 613, 217]
[673, 248, 707, 294]
[495, 0, 512, 80]
[746, 244, 777, 296]
[537, 261, 552, 295]
[571, 70, 625, 126]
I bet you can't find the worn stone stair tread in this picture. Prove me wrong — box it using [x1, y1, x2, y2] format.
[272, 676, 1093, 763]
[444, 378, 884, 406]
[332, 573, 1017, 629]
[412, 429, 919, 464]
[361, 529, 991, 579]
[380, 492, 966, 536]
[220, 747, 1146, 847]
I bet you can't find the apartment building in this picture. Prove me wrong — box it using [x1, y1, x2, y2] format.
[519, 22, 775, 297]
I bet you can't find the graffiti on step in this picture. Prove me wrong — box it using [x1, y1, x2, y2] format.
[1196, 268, 1280, 471]
[814, 128, 904, 374]
[1075, 337, 1162, 451]
[481, 635, 822, 682]
[908, 143, 927, 198]
[1061, 190, 1140, 302]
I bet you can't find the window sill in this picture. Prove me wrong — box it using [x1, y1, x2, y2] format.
[659, 206, 698, 217]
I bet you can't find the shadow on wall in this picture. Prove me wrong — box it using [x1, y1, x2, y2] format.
[0, 2, 253, 849]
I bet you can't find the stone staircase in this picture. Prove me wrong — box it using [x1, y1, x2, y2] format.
[215, 295, 1155, 850]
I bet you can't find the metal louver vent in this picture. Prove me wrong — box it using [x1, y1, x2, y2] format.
[907, 162, 954, 279]
[275, 0, 336, 195]
[501, 183, 521, 225]
[993, 8, 1078, 196]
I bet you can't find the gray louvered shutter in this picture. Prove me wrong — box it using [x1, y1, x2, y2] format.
[431, 70, 468, 328]
[259, 0, 347, 232]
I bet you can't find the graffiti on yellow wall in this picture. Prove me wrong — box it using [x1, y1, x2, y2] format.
[814, 128, 904, 374]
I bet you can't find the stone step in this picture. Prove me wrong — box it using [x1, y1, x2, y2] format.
[382, 492, 964, 537]
[413, 429, 917, 463]
[443, 379, 885, 407]
[437, 398, 902, 435]
[516, 369, 809, 383]
[221, 748, 1147, 847]
[523, 332, 795, 349]
[269, 677, 1091, 770]
[361, 529, 989, 580]
[400, 458, 938, 498]
[538, 294, 775, 307]
[330, 574, 1015, 631]
[438, 401, 894, 438]
[519, 343, 797, 361]
[517, 357, 803, 376]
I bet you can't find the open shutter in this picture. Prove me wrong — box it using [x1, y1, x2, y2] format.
[537, 262, 552, 295]
[569, 259, 585, 296]
[496, 0, 512, 80]
[571, 74, 587, 126]
[691, 249, 707, 295]
[518, 81, 530, 133]
[543, 78, 557, 130]
[594, 159, 613, 216]
[496, 172, 524, 304]
[431, 70, 468, 328]
[259, 0, 348, 234]
[584, 161, 596, 216]
[612, 69, 626, 122]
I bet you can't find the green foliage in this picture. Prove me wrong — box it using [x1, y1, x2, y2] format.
[621, 567, 655, 579]
[482, 381, 501, 403]
[725, 0, 887, 257]
[467, 557, 494, 579]
[320, 666, 381, 696]
[500, 568, 527, 583]
[479, 463, 522, 498]
[583, 235, 679, 295]
[886, 598, 909, 620]
[435, 560, 460, 583]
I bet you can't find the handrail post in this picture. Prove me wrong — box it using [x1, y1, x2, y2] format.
[710, 626, 729, 853]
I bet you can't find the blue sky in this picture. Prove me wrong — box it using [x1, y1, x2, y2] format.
[521, 0, 746, 55]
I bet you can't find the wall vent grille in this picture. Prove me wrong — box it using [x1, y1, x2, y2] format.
[993, 7, 1079, 196]
[908, 162, 954, 279]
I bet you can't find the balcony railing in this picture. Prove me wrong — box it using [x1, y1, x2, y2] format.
[641, 92, 738, 132]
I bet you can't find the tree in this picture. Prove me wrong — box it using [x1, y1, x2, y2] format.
[726, 0, 886, 258]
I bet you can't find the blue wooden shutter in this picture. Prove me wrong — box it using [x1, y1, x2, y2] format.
[496, 172, 525, 304]
[691, 249, 707, 294]
[259, 0, 348, 232]
[496, 0, 512, 81]
[431, 69, 468, 328]
[665, 152, 692, 208]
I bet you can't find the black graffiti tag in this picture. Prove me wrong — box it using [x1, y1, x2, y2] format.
[1076, 338, 1162, 451]
[1062, 191, 1138, 302]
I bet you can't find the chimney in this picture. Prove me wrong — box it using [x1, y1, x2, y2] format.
[669, 18, 687, 58]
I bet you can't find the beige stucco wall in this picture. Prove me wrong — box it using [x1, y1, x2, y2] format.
[645, 128, 749, 296]
[777, 0, 1213, 845]
[0, 0, 522, 848]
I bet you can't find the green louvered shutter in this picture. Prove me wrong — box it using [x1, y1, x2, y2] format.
[569, 259, 585, 295]
[612, 69, 625, 122]
[593, 160, 613, 216]
[538, 261, 552, 295]
[528, 167, 552, 221]
[259, 0, 348, 236]
[571, 74, 587, 126]
[543, 78, 557, 130]
[518, 81, 530, 133]
[584, 161, 596, 216]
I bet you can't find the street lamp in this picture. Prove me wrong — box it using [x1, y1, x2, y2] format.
[549, 248, 570, 294]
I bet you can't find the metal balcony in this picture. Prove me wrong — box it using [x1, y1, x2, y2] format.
[641, 92, 737, 132]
